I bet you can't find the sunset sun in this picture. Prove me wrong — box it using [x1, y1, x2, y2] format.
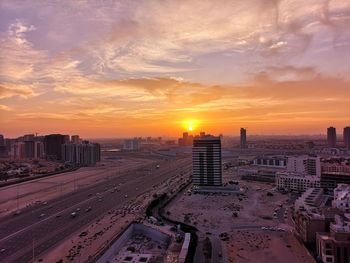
[182, 119, 199, 132]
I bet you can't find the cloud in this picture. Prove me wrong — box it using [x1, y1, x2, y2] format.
[1, 1, 350, 136]
[0, 83, 39, 99]
[0, 20, 48, 80]
[0, 104, 11, 111]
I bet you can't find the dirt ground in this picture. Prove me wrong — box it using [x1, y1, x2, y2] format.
[226, 230, 314, 263]
[166, 181, 287, 233]
[166, 170, 315, 263]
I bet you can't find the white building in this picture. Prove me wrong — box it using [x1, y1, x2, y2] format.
[276, 172, 321, 192]
[286, 155, 321, 177]
[192, 135, 222, 186]
[332, 184, 350, 211]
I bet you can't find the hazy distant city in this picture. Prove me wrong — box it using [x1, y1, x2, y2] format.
[0, 127, 349, 263]
[1, 0, 350, 263]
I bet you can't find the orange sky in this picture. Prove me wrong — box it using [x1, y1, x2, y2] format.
[0, 1, 350, 138]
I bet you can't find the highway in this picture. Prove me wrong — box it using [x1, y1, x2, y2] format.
[0, 156, 192, 263]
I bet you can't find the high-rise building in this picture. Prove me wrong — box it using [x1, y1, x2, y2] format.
[10, 142, 25, 159]
[327, 127, 337, 148]
[63, 135, 70, 144]
[34, 141, 44, 159]
[71, 135, 80, 144]
[23, 134, 35, 159]
[23, 134, 35, 142]
[192, 135, 222, 186]
[240, 128, 247, 149]
[44, 134, 66, 160]
[344, 126, 350, 149]
[0, 134, 4, 147]
[24, 141, 35, 158]
[62, 141, 101, 166]
[0, 134, 7, 157]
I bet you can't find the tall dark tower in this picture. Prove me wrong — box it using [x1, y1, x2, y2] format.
[192, 135, 222, 186]
[327, 127, 337, 148]
[240, 128, 247, 149]
[344, 127, 350, 149]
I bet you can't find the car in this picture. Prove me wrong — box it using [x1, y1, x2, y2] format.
[14, 210, 21, 216]
[39, 213, 45, 218]
[98, 198, 102, 202]
[70, 212, 77, 218]
[79, 231, 88, 237]
[56, 214, 61, 218]
[124, 194, 128, 198]
[43, 202, 47, 205]
[76, 208, 81, 212]
[88, 193, 93, 197]
[0, 248, 6, 253]
[85, 207, 92, 212]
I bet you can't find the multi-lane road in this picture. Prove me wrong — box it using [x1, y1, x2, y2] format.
[0, 155, 192, 263]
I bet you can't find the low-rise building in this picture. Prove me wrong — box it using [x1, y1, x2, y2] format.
[332, 184, 350, 212]
[287, 155, 321, 177]
[316, 214, 350, 263]
[276, 172, 321, 192]
[253, 155, 287, 168]
[293, 188, 336, 244]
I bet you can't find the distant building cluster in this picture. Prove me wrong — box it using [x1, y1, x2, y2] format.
[0, 133, 101, 167]
[178, 132, 194, 147]
[123, 138, 140, 151]
[62, 140, 101, 167]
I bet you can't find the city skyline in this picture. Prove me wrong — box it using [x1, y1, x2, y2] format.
[1, 1, 350, 137]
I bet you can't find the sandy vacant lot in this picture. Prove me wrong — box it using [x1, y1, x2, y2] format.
[166, 181, 288, 233]
[166, 176, 315, 263]
[226, 230, 314, 263]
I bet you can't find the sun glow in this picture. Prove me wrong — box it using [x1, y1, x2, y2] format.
[182, 119, 199, 132]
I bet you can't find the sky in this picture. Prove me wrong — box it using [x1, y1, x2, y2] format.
[0, 0, 349, 138]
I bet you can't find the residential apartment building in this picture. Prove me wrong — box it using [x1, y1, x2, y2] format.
[192, 135, 222, 186]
